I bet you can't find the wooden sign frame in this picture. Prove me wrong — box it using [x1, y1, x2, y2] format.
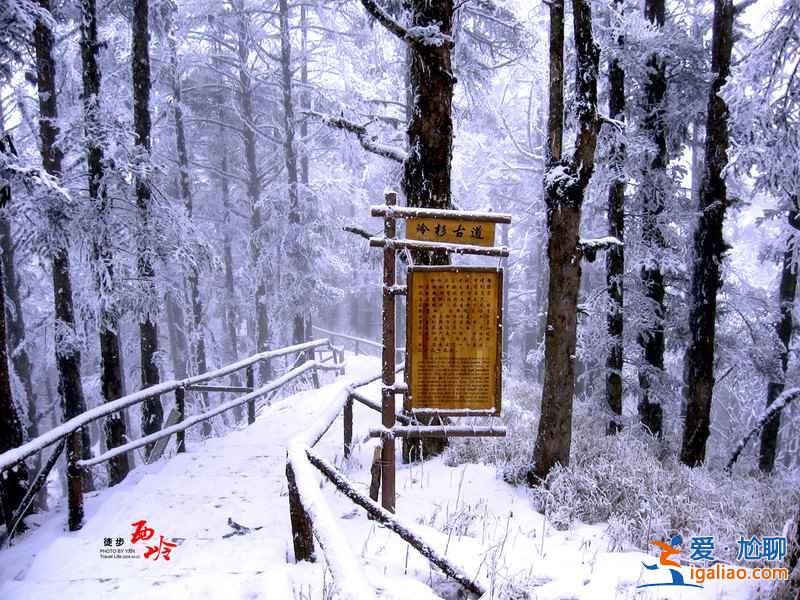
[405, 266, 503, 416]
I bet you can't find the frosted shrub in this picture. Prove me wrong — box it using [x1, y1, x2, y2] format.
[444, 377, 800, 559]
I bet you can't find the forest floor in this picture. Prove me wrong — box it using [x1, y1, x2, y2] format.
[0, 355, 767, 599]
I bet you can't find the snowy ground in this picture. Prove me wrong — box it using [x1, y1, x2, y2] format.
[0, 356, 768, 599]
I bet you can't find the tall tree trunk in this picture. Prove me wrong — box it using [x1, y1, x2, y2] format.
[637, 0, 667, 437]
[530, 0, 600, 483]
[168, 18, 208, 381]
[164, 291, 188, 379]
[167, 13, 213, 435]
[680, 0, 735, 467]
[278, 0, 306, 345]
[80, 0, 129, 485]
[404, 0, 454, 266]
[300, 4, 313, 341]
[0, 135, 29, 533]
[759, 205, 800, 472]
[0, 107, 39, 510]
[33, 0, 94, 490]
[236, 4, 270, 381]
[605, 0, 626, 435]
[132, 0, 163, 450]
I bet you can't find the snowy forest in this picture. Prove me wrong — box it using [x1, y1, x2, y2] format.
[0, 0, 799, 598]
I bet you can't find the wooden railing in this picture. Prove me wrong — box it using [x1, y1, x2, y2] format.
[0, 338, 342, 538]
[285, 367, 487, 599]
[312, 325, 405, 361]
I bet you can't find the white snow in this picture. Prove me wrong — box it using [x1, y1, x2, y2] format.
[0, 356, 768, 599]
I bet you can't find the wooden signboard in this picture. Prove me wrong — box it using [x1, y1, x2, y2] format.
[406, 266, 502, 413]
[406, 218, 495, 247]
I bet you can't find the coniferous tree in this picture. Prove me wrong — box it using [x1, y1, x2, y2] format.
[132, 0, 163, 448]
[681, 0, 736, 467]
[530, 0, 600, 482]
[80, 0, 129, 484]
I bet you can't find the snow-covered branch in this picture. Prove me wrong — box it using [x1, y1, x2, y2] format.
[304, 111, 407, 163]
[579, 236, 623, 262]
[358, 0, 453, 48]
[726, 386, 800, 472]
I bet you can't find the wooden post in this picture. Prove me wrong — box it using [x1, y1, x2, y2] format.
[368, 446, 381, 520]
[66, 429, 84, 531]
[175, 387, 185, 453]
[246, 365, 255, 424]
[355, 340, 360, 355]
[310, 348, 320, 389]
[381, 191, 397, 513]
[285, 460, 315, 562]
[343, 394, 353, 459]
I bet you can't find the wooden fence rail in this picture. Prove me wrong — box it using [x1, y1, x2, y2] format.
[0, 338, 338, 535]
[311, 325, 405, 361]
[285, 369, 487, 598]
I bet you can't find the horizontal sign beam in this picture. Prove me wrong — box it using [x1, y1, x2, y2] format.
[369, 425, 507, 439]
[370, 205, 512, 224]
[369, 236, 509, 257]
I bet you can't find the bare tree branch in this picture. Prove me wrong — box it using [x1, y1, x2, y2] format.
[343, 225, 374, 240]
[304, 110, 407, 163]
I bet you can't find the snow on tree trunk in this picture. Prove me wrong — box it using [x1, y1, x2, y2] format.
[132, 0, 163, 450]
[80, 0, 129, 485]
[605, 0, 625, 435]
[637, 0, 667, 438]
[530, 0, 600, 482]
[33, 0, 94, 492]
[235, 2, 270, 382]
[278, 0, 307, 346]
[760, 206, 800, 472]
[0, 109, 39, 511]
[167, 11, 212, 437]
[0, 138, 28, 534]
[680, 0, 735, 467]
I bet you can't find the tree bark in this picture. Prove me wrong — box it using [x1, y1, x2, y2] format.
[80, 0, 129, 485]
[530, 0, 600, 483]
[236, 3, 270, 381]
[33, 0, 94, 491]
[0, 113, 39, 512]
[637, 0, 667, 437]
[132, 0, 163, 450]
[759, 206, 800, 472]
[680, 0, 735, 467]
[278, 0, 306, 345]
[605, 0, 626, 435]
[167, 13, 213, 435]
[0, 136, 28, 533]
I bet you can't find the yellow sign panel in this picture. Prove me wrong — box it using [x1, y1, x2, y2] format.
[406, 218, 495, 247]
[406, 267, 502, 412]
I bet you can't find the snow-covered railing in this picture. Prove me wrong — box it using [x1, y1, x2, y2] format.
[0, 338, 340, 535]
[311, 325, 405, 360]
[285, 372, 486, 598]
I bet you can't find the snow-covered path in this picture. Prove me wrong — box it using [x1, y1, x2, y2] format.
[0, 356, 767, 599]
[0, 359, 384, 599]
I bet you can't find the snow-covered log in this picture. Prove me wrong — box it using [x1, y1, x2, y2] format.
[286, 382, 374, 599]
[306, 447, 486, 597]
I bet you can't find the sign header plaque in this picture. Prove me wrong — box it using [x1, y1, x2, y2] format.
[406, 218, 496, 247]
